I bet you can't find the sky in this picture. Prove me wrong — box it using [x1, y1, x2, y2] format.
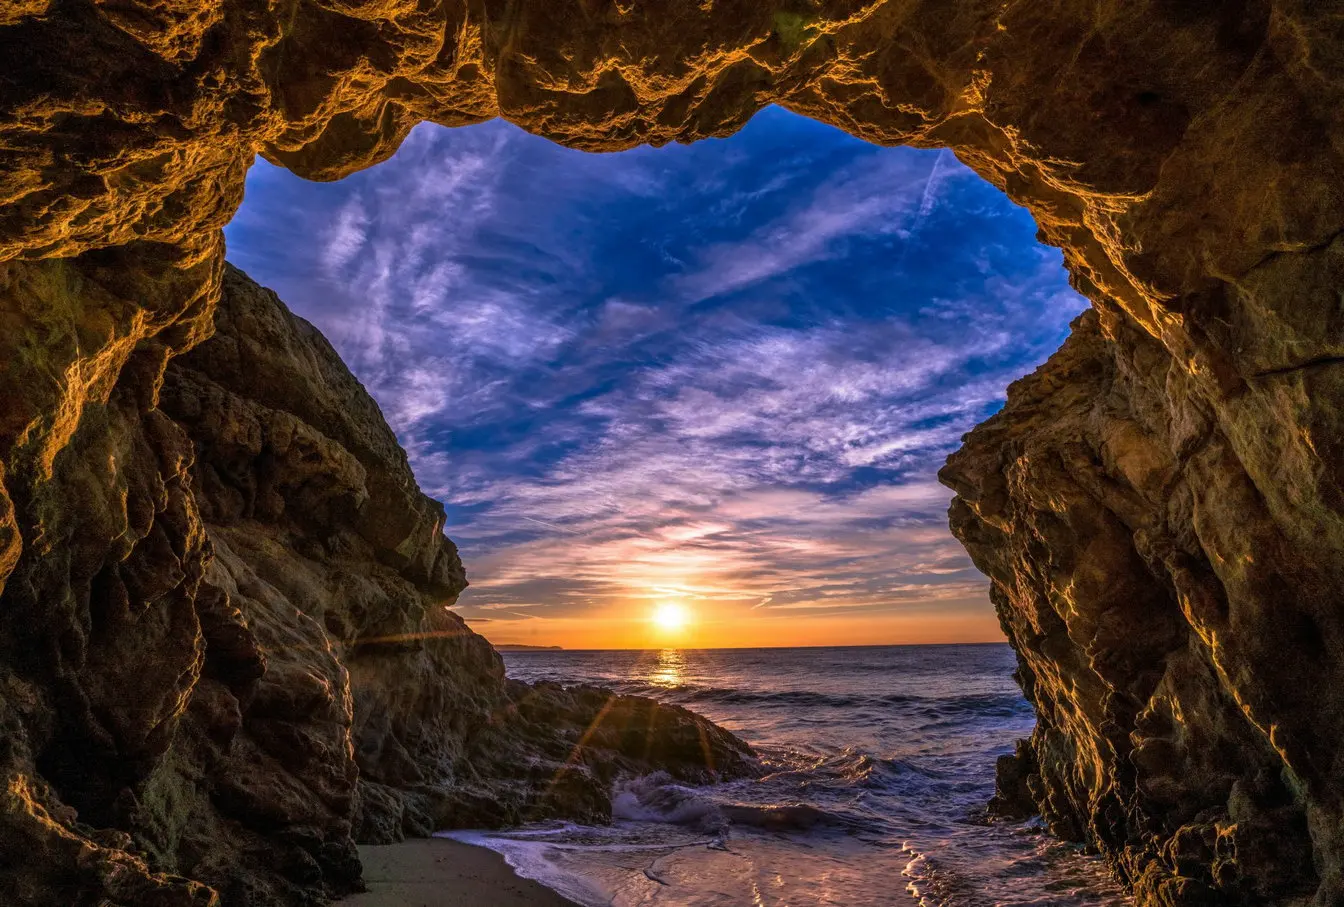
[224, 106, 1085, 649]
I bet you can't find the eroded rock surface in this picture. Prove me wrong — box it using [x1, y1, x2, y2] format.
[0, 264, 755, 907]
[944, 306, 1344, 906]
[1, 1, 1343, 905]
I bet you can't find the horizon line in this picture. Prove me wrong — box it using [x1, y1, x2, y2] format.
[488, 640, 1011, 652]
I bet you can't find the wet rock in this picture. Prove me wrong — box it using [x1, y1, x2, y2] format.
[477, 681, 759, 824]
[988, 739, 1037, 822]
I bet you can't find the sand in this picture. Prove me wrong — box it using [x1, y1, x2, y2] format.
[341, 838, 582, 907]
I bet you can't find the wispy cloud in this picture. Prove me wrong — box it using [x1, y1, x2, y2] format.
[224, 107, 1085, 640]
[671, 152, 935, 303]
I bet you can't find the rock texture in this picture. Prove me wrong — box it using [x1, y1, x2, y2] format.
[0, 1, 1342, 905]
[0, 263, 755, 907]
[943, 305, 1342, 906]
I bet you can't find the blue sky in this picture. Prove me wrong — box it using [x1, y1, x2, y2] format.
[224, 107, 1084, 646]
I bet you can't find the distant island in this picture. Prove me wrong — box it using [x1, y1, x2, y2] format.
[493, 644, 563, 651]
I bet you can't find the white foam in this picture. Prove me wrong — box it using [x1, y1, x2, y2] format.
[611, 773, 723, 827]
[436, 830, 613, 907]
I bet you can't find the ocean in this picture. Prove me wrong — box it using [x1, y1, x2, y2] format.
[444, 644, 1130, 906]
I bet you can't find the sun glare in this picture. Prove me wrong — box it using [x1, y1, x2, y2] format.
[652, 602, 691, 633]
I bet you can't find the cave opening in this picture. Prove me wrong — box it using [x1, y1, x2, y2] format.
[211, 106, 1132, 905]
[224, 105, 1086, 651]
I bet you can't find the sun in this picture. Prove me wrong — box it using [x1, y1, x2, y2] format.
[651, 602, 691, 633]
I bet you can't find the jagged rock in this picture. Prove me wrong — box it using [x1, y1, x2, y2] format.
[942, 309, 1335, 905]
[987, 739, 1037, 822]
[0, 264, 756, 906]
[0, 2, 1343, 905]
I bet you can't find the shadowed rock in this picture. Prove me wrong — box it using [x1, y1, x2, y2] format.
[0, 265, 755, 906]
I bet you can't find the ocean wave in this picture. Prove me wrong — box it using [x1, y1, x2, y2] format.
[611, 773, 722, 828]
[493, 647, 1125, 906]
[642, 684, 1033, 716]
[719, 802, 844, 832]
[611, 773, 860, 835]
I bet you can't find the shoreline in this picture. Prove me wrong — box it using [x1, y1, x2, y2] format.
[342, 838, 582, 907]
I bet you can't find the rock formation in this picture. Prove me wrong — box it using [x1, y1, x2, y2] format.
[943, 306, 1337, 906]
[0, 1, 1341, 905]
[0, 263, 755, 906]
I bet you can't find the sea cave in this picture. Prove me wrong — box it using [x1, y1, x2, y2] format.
[1, 2, 1342, 905]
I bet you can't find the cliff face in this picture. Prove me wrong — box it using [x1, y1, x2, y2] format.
[0, 2, 1342, 905]
[0, 263, 755, 907]
[942, 302, 1344, 906]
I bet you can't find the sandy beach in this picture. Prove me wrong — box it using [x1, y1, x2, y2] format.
[342, 839, 581, 907]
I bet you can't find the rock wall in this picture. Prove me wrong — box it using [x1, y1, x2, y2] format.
[942, 308, 1337, 906]
[1, 1, 1342, 905]
[0, 263, 755, 907]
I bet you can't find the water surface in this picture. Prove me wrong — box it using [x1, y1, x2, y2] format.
[446, 644, 1129, 906]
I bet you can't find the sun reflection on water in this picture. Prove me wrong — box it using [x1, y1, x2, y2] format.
[647, 648, 685, 689]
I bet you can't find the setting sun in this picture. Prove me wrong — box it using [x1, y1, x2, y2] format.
[652, 602, 691, 633]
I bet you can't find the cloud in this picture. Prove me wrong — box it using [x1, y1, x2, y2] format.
[322, 199, 369, 272]
[671, 150, 943, 304]
[224, 107, 1086, 637]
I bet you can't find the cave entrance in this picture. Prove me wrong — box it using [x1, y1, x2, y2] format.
[221, 103, 1114, 905]
[4, 2, 1339, 905]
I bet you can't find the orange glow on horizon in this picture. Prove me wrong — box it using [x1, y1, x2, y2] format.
[456, 523, 1005, 649]
[468, 599, 1004, 651]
